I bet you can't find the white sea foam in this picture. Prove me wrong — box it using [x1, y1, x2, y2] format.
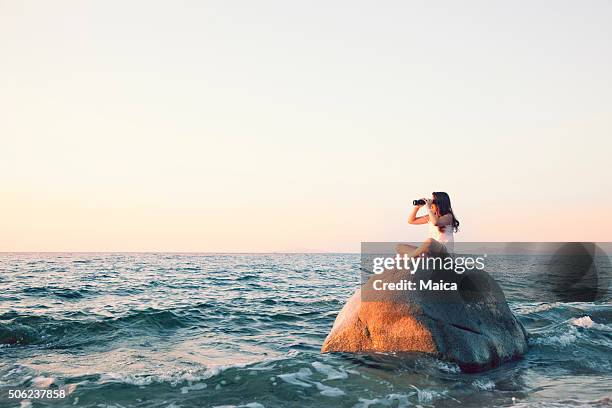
[572, 316, 594, 328]
[277, 368, 312, 388]
[353, 398, 379, 408]
[410, 386, 435, 404]
[472, 379, 495, 390]
[247, 365, 275, 371]
[354, 391, 437, 407]
[100, 372, 154, 386]
[314, 381, 345, 397]
[530, 325, 578, 347]
[571, 316, 611, 331]
[511, 399, 612, 408]
[64, 383, 78, 395]
[181, 382, 207, 394]
[354, 394, 412, 408]
[436, 361, 461, 373]
[30, 376, 55, 388]
[531, 315, 611, 347]
[409, 385, 453, 405]
[520, 302, 562, 314]
[531, 331, 577, 347]
[99, 364, 245, 387]
[385, 393, 412, 407]
[311, 362, 348, 380]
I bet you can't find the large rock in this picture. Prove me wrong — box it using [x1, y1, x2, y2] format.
[321, 261, 528, 372]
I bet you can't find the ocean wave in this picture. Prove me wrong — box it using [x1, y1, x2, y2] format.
[94, 352, 305, 388]
[353, 388, 450, 408]
[278, 367, 313, 388]
[517, 302, 564, 314]
[2, 253, 611, 408]
[314, 381, 345, 397]
[511, 397, 612, 407]
[0, 308, 194, 347]
[22, 286, 89, 299]
[571, 316, 612, 331]
[530, 315, 612, 348]
[472, 379, 496, 390]
[99, 368, 223, 387]
[530, 327, 579, 347]
[0, 321, 41, 345]
[311, 361, 349, 380]
[435, 360, 462, 374]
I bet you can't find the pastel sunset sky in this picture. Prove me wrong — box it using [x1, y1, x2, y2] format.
[2, 1, 611, 252]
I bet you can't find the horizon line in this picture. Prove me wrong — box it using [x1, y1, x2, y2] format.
[0, 251, 359, 255]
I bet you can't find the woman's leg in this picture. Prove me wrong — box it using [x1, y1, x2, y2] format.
[411, 238, 433, 258]
[412, 238, 447, 258]
[396, 239, 447, 258]
[396, 243, 418, 256]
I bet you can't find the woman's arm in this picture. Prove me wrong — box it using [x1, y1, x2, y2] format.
[408, 204, 429, 225]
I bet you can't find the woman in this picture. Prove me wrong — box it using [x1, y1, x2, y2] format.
[397, 192, 460, 257]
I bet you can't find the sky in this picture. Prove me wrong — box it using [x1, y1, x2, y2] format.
[1, 0, 611, 252]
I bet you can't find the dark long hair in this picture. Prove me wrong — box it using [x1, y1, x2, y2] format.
[432, 192, 460, 233]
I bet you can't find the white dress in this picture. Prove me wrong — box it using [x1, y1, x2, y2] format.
[428, 217, 454, 253]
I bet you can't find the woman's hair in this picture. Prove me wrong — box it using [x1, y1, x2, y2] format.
[432, 192, 460, 232]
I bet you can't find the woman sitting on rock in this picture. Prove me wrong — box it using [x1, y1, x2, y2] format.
[397, 191, 459, 257]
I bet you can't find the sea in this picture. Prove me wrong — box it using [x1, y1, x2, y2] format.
[0, 253, 610, 408]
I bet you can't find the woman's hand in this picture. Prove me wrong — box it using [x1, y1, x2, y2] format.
[425, 198, 438, 225]
[408, 200, 429, 225]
